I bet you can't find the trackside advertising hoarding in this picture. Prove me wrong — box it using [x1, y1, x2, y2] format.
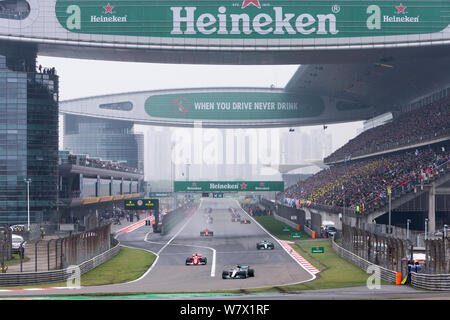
[174, 181, 284, 192]
[56, 1, 450, 39]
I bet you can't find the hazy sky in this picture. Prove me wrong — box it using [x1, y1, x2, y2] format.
[37, 55, 363, 159]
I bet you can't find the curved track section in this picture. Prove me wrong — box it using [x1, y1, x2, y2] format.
[2, 198, 314, 296]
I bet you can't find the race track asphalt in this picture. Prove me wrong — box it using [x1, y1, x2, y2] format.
[1, 198, 315, 296]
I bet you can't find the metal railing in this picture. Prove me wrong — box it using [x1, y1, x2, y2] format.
[0, 239, 120, 287]
[411, 272, 450, 291]
[332, 238, 398, 283]
[4, 224, 112, 274]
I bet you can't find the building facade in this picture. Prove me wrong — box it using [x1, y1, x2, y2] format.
[0, 43, 59, 224]
[63, 114, 144, 171]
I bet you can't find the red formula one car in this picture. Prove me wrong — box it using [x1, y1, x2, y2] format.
[200, 229, 214, 236]
[240, 218, 251, 224]
[185, 254, 207, 265]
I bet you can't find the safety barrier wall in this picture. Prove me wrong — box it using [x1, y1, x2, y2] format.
[271, 212, 298, 230]
[304, 225, 313, 238]
[332, 239, 397, 283]
[161, 200, 198, 235]
[260, 198, 305, 229]
[411, 273, 450, 291]
[0, 240, 120, 286]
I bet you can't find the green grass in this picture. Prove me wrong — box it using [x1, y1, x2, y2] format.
[244, 239, 392, 293]
[3, 254, 30, 266]
[253, 215, 311, 240]
[0, 246, 156, 290]
[249, 215, 393, 292]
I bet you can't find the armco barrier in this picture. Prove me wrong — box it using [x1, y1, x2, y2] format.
[332, 239, 398, 283]
[411, 273, 450, 291]
[0, 241, 120, 287]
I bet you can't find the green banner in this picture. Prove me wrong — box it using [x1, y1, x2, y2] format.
[311, 246, 325, 253]
[145, 92, 324, 120]
[174, 181, 284, 192]
[56, 1, 450, 39]
[148, 192, 172, 198]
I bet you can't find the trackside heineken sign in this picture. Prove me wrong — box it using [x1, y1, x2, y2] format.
[55, 1, 450, 39]
[174, 181, 284, 192]
[145, 92, 324, 120]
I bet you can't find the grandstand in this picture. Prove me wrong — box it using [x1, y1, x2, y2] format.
[64, 154, 144, 175]
[284, 97, 450, 231]
[324, 96, 450, 164]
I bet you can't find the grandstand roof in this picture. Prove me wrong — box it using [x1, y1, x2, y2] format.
[285, 53, 450, 119]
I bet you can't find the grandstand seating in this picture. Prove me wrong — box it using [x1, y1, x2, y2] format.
[284, 142, 450, 215]
[324, 96, 450, 163]
[66, 154, 143, 175]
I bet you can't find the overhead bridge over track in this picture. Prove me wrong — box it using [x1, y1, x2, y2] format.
[2, 1, 450, 127]
[3, 0, 450, 65]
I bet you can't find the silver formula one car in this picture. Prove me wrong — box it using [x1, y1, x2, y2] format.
[222, 265, 255, 279]
[256, 240, 275, 250]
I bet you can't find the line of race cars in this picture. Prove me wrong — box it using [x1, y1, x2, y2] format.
[229, 207, 251, 224]
[191, 207, 275, 279]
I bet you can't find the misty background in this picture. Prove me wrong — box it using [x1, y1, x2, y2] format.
[37, 56, 364, 184]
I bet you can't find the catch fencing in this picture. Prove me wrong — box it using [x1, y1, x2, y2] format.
[3, 224, 112, 274]
[339, 223, 450, 290]
[0, 237, 120, 286]
[332, 239, 398, 283]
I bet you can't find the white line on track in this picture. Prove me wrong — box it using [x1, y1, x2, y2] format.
[120, 242, 160, 285]
[144, 199, 217, 277]
[145, 240, 217, 277]
[234, 199, 317, 281]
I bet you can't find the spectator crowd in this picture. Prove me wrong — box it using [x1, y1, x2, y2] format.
[284, 142, 450, 215]
[325, 96, 450, 163]
[67, 154, 143, 175]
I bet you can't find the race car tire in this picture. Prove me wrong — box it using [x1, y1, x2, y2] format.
[248, 269, 255, 277]
[222, 271, 229, 279]
[203, 258, 207, 265]
[256, 245, 261, 250]
[186, 259, 191, 265]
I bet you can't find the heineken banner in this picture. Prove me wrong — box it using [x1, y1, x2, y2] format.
[56, 1, 450, 39]
[174, 181, 284, 192]
[145, 92, 324, 120]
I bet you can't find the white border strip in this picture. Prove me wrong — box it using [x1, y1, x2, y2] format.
[235, 200, 318, 280]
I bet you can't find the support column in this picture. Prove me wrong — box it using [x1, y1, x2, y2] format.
[428, 184, 436, 233]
